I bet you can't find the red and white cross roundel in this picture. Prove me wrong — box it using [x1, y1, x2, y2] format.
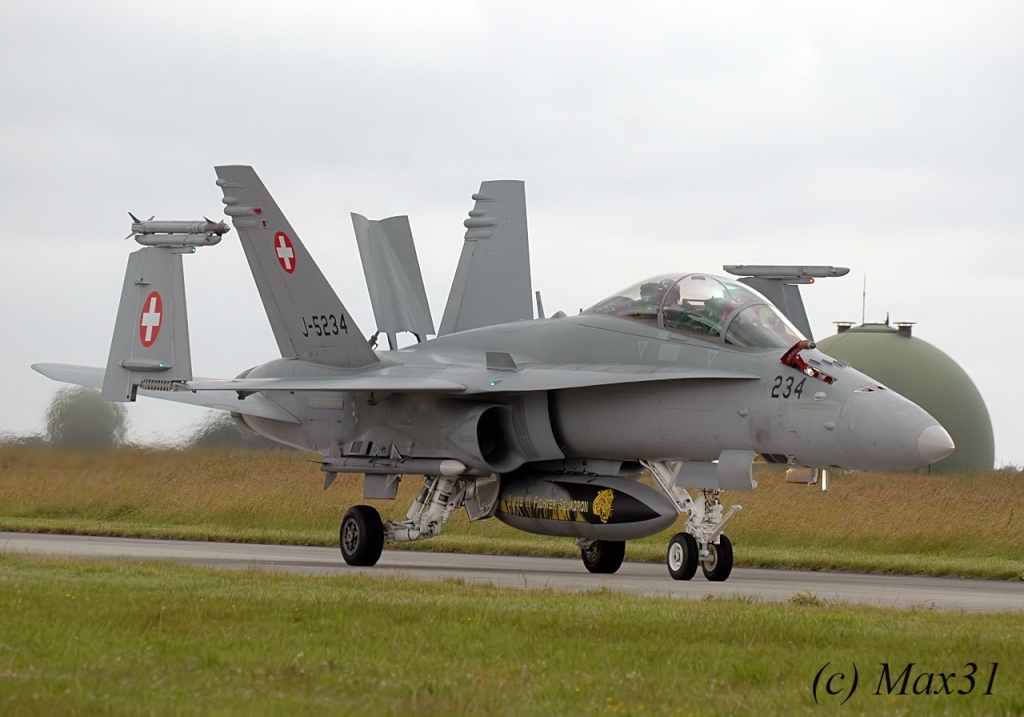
[274, 231, 296, 273]
[139, 291, 163, 347]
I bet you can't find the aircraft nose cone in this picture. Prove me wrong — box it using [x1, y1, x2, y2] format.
[838, 389, 954, 470]
[918, 424, 955, 464]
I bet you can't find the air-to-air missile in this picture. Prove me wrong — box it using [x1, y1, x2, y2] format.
[127, 213, 230, 247]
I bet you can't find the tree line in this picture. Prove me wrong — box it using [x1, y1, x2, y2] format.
[3, 386, 286, 449]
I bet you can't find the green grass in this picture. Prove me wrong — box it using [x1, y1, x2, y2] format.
[2, 446, 1023, 579]
[1, 553, 1021, 716]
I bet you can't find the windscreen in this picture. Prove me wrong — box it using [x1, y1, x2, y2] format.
[585, 273, 805, 348]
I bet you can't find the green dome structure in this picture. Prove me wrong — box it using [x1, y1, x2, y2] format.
[816, 322, 994, 473]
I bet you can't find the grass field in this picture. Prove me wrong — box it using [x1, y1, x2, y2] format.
[1, 553, 1021, 716]
[2, 448, 1023, 715]
[1, 446, 1022, 579]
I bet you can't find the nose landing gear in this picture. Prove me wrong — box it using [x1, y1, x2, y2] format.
[645, 461, 740, 581]
[699, 533, 733, 582]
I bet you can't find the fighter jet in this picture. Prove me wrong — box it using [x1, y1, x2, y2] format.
[33, 166, 955, 582]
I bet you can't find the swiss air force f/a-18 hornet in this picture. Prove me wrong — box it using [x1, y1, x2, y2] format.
[34, 166, 955, 582]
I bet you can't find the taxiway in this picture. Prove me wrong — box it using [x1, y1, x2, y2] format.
[2, 531, 1020, 612]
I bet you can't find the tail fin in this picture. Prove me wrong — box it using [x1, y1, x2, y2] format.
[214, 166, 378, 368]
[741, 279, 814, 339]
[351, 212, 435, 349]
[438, 180, 532, 336]
[101, 247, 193, 401]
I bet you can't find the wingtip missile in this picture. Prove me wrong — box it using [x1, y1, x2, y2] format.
[127, 216, 231, 247]
[723, 265, 851, 282]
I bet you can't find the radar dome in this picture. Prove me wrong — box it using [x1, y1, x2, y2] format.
[816, 323, 993, 473]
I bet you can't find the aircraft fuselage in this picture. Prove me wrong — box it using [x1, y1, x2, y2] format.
[233, 312, 944, 474]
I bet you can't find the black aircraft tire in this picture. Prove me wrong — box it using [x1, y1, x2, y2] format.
[666, 532, 698, 581]
[581, 539, 626, 574]
[701, 534, 734, 582]
[340, 505, 384, 567]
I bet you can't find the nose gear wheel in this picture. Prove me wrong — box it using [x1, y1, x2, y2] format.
[666, 532, 698, 580]
[645, 460, 740, 581]
[701, 533, 733, 581]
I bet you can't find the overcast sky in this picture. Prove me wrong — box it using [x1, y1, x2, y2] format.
[3, 2, 1022, 465]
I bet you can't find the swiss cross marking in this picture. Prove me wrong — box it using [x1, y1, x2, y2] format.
[275, 232, 296, 273]
[139, 291, 163, 347]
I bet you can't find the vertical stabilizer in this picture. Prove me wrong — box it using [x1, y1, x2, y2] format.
[351, 213, 435, 348]
[215, 166, 378, 368]
[101, 247, 193, 401]
[438, 180, 532, 336]
[743, 279, 813, 339]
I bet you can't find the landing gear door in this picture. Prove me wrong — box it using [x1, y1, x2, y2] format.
[678, 449, 757, 491]
[464, 475, 501, 521]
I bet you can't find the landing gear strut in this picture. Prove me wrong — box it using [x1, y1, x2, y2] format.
[644, 461, 740, 582]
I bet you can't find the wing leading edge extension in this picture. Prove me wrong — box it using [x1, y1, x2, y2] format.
[181, 365, 758, 395]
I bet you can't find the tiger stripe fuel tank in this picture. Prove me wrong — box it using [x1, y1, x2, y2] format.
[494, 474, 678, 540]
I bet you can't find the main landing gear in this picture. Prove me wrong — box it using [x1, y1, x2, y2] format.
[340, 505, 385, 566]
[338, 475, 469, 567]
[645, 461, 740, 582]
[337, 469, 738, 583]
[576, 539, 626, 574]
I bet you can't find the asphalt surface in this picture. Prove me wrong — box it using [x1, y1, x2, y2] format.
[3, 531, 1021, 612]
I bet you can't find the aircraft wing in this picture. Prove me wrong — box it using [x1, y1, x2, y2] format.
[179, 364, 757, 395]
[31, 363, 301, 424]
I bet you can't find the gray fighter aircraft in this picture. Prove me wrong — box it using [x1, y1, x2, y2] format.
[34, 166, 955, 581]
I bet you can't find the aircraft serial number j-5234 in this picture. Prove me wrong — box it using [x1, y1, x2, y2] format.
[34, 166, 954, 582]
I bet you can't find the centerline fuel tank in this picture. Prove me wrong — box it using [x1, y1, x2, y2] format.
[494, 474, 678, 540]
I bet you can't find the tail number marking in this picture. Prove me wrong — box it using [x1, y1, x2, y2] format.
[302, 314, 348, 337]
[274, 232, 296, 273]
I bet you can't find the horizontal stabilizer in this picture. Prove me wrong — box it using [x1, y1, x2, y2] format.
[33, 363, 300, 424]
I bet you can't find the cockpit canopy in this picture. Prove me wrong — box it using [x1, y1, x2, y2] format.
[584, 273, 805, 348]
